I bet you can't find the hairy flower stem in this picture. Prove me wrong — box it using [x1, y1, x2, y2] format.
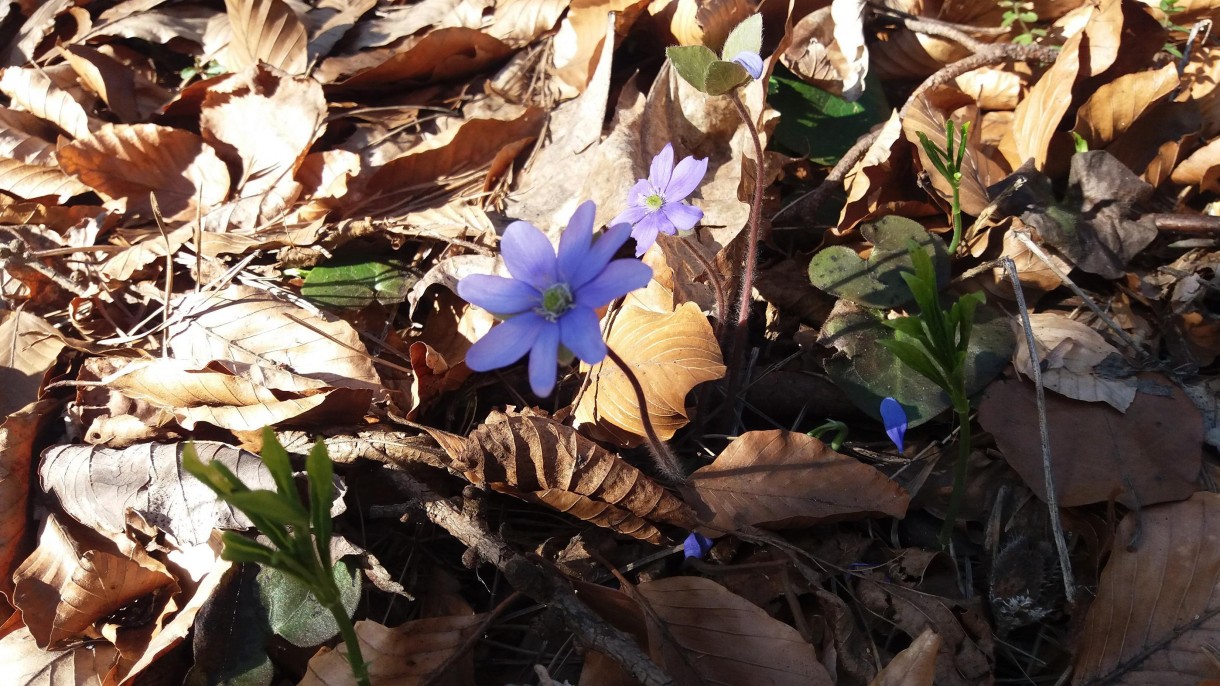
[723, 90, 766, 419]
[606, 346, 686, 483]
[939, 399, 972, 547]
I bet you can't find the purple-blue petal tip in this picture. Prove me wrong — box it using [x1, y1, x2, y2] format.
[732, 51, 764, 80]
[880, 397, 907, 453]
[683, 532, 714, 560]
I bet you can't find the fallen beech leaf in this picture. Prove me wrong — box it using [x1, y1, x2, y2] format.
[456, 414, 697, 543]
[0, 67, 93, 139]
[11, 514, 176, 649]
[1074, 492, 1220, 685]
[301, 616, 485, 686]
[831, 0, 868, 100]
[323, 27, 513, 90]
[551, 0, 649, 90]
[40, 441, 276, 547]
[1171, 136, 1220, 193]
[0, 625, 120, 684]
[637, 576, 834, 686]
[58, 123, 231, 221]
[0, 106, 58, 164]
[0, 400, 54, 612]
[870, 628, 941, 686]
[687, 430, 910, 532]
[487, 0, 570, 46]
[0, 310, 64, 416]
[167, 284, 382, 392]
[223, 0, 308, 75]
[1073, 63, 1178, 149]
[978, 374, 1202, 507]
[0, 157, 90, 202]
[1013, 313, 1137, 411]
[904, 87, 1006, 216]
[61, 45, 143, 123]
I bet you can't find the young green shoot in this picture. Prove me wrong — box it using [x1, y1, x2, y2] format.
[916, 120, 971, 256]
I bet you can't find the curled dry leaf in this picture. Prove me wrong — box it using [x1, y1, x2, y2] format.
[0, 106, 59, 165]
[223, 0, 308, 75]
[0, 157, 90, 203]
[1073, 62, 1179, 149]
[978, 374, 1202, 508]
[11, 514, 176, 650]
[871, 628, 941, 686]
[39, 441, 276, 547]
[58, 123, 231, 221]
[1013, 313, 1137, 411]
[686, 430, 910, 532]
[0, 67, 93, 140]
[637, 576, 834, 686]
[456, 414, 697, 543]
[301, 616, 485, 686]
[0, 310, 65, 417]
[167, 284, 382, 392]
[1073, 492, 1220, 685]
[0, 400, 55, 612]
[0, 625, 120, 685]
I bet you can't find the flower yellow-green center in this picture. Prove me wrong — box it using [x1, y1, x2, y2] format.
[645, 193, 664, 211]
[537, 283, 574, 321]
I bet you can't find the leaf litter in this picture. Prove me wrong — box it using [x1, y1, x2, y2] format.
[0, 0, 1218, 684]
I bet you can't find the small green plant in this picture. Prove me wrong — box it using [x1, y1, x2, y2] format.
[1158, 0, 1188, 58]
[183, 429, 369, 686]
[916, 120, 970, 255]
[881, 244, 984, 545]
[808, 419, 848, 450]
[999, 0, 1047, 45]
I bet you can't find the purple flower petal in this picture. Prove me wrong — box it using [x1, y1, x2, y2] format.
[558, 200, 596, 284]
[660, 201, 704, 232]
[559, 306, 606, 364]
[683, 532, 713, 560]
[611, 204, 650, 227]
[664, 155, 708, 200]
[631, 220, 661, 257]
[575, 259, 653, 307]
[648, 143, 675, 191]
[568, 222, 633, 291]
[634, 209, 675, 244]
[880, 397, 907, 453]
[528, 322, 561, 396]
[731, 51, 764, 80]
[456, 274, 539, 315]
[501, 220, 558, 290]
[465, 313, 544, 371]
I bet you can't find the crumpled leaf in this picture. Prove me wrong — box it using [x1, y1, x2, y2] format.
[39, 441, 276, 547]
[0, 67, 94, 140]
[301, 616, 486, 686]
[1073, 492, 1220, 685]
[870, 628, 941, 686]
[0, 625, 120, 684]
[0, 400, 55, 612]
[686, 430, 910, 532]
[455, 413, 697, 543]
[223, 0, 308, 75]
[637, 576, 834, 686]
[808, 215, 949, 309]
[1013, 313, 1137, 411]
[0, 310, 64, 417]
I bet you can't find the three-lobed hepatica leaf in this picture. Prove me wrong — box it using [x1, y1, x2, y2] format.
[808, 216, 949, 309]
[666, 14, 762, 96]
[300, 256, 420, 311]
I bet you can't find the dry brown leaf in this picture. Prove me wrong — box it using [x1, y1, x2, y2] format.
[12, 514, 176, 649]
[637, 576, 834, 686]
[551, 0, 649, 91]
[904, 87, 1007, 216]
[870, 628, 941, 686]
[1073, 492, 1220, 685]
[686, 430, 910, 532]
[301, 616, 485, 686]
[0, 625, 120, 685]
[1013, 313, 1137, 411]
[224, 0, 308, 75]
[323, 27, 512, 89]
[1172, 136, 1220, 193]
[1073, 62, 1179, 149]
[85, 3, 215, 45]
[58, 123, 230, 221]
[575, 282, 724, 443]
[167, 284, 382, 392]
[978, 374, 1202, 508]
[61, 44, 141, 123]
[0, 67, 94, 139]
[456, 414, 697, 543]
[4, 0, 72, 67]
[0, 400, 54, 612]
[0, 106, 58, 164]
[487, 0, 570, 46]
[39, 441, 276, 547]
[0, 310, 64, 417]
[0, 156, 90, 202]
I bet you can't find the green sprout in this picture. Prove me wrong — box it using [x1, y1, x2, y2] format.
[916, 120, 970, 255]
[808, 419, 848, 451]
[881, 243, 984, 545]
[999, 0, 1047, 45]
[184, 429, 369, 686]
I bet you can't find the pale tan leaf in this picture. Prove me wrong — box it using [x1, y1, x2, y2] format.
[61, 44, 143, 123]
[224, 0, 308, 75]
[1013, 313, 1137, 411]
[0, 310, 65, 416]
[0, 625, 119, 685]
[1171, 136, 1220, 194]
[39, 441, 276, 546]
[551, 0, 648, 90]
[11, 514, 175, 649]
[167, 284, 382, 391]
[0, 156, 90, 202]
[58, 123, 231, 221]
[0, 106, 58, 164]
[637, 576, 834, 686]
[1074, 63, 1179, 149]
[1074, 492, 1220, 685]
[687, 430, 910, 532]
[4, 0, 73, 67]
[1005, 25, 1085, 169]
[301, 616, 485, 686]
[456, 414, 697, 543]
[86, 3, 215, 45]
[870, 628, 941, 686]
[0, 400, 55, 608]
[831, 0, 869, 99]
[0, 66, 93, 139]
[487, 0, 569, 46]
[575, 293, 725, 443]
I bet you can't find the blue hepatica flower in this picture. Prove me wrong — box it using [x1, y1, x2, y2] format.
[611, 143, 708, 257]
[731, 50, 764, 80]
[457, 201, 652, 397]
[683, 532, 714, 560]
[880, 397, 908, 453]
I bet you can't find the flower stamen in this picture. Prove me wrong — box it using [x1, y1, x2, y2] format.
[536, 283, 574, 321]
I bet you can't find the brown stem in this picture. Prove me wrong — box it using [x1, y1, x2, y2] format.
[678, 237, 727, 339]
[605, 346, 685, 483]
[722, 90, 767, 427]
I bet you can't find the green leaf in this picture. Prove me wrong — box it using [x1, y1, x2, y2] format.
[258, 428, 297, 500]
[808, 216, 949, 308]
[703, 60, 751, 96]
[306, 440, 334, 564]
[768, 67, 889, 166]
[257, 560, 361, 647]
[666, 45, 717, 92]
[219, 533, 275, 565]
[721, 13, 762, 62]
[226, 490, 310, 530]
[880, 338, 949, 389]
[185, 563, 274, 686]
[300, 256, 418, 311]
